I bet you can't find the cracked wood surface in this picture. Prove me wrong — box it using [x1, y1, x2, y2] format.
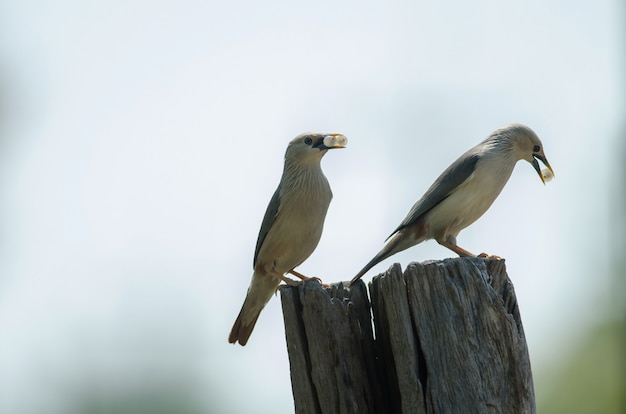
[280, 257, 535, 414]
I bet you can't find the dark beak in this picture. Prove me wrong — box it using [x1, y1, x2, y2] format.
[532, 153, 554, 185]
[314, 134, 347, 150]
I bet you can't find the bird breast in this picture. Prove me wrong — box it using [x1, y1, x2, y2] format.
[257, 171, 332, 274]
[426, 159, 514, 239]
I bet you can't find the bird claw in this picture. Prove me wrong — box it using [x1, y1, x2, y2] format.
[304, 275, 323, 283]
[300, 275, 330, 288]
[477, 252, 501, 259]
[276, 276, 328, 290]
[289, 270, 326, 286]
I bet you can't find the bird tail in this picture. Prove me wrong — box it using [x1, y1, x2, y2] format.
[228, 272, 280, 346]
[349, 234, 405, 286]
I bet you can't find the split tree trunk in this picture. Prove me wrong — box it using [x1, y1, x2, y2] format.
[279, 257, 535, 414]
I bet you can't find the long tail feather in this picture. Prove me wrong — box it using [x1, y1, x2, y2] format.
[228, 306, 261, 346]
[228, 272, 280, 346]
[350, 236, 403, 286]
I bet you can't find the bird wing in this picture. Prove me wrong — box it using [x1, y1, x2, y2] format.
[253, 187, 281, 268]
[389, 152, 480, 238]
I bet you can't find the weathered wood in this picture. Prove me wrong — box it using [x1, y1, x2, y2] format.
[280, 280, 385, 414]
[370, 262, 426, 413]
[280, 257, 535, 414]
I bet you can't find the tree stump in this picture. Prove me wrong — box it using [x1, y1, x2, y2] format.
[279, 257, 535, 414]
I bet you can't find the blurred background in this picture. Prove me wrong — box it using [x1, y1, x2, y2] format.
[0, 0, 623, 413]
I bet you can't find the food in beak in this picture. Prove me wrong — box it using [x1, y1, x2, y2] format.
[323, 134, 347, 148]
[541, 168, 554, 183]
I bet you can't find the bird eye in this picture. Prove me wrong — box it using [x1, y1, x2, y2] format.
[533, 145, 540, 152]
[304, 137, 313, 145]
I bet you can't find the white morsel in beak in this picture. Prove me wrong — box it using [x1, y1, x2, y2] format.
[324, 134, 348, 148]
[541, 168, 554, 182]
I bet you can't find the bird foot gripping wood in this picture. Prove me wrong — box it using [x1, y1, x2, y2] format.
[289, 270, 329, 288]
[268, 270, 330, 292]
[477, 252, 502, 259]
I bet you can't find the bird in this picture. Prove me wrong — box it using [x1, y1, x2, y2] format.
[229, 132, 347, 346]
[350, 123, 554, 286]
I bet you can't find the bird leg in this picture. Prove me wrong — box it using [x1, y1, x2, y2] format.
[437, 240, 476, 257]
[268, 270, 303, 287]
[289, 269, 328, 287]
[437, 240, 500, 259]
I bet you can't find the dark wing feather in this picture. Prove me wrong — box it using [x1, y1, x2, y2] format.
[253, 187, 281, 268]
[389, 152, 480, 238]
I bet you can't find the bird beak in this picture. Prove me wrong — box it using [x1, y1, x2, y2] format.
[315, 133, 348, 150]
[532, 153, 554, 185]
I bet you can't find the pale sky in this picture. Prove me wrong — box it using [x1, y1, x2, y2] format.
[0, 1, 622, 413]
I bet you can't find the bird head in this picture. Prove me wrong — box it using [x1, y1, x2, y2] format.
[506, 124, 555, 184]
[285, 132, 347, 164]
